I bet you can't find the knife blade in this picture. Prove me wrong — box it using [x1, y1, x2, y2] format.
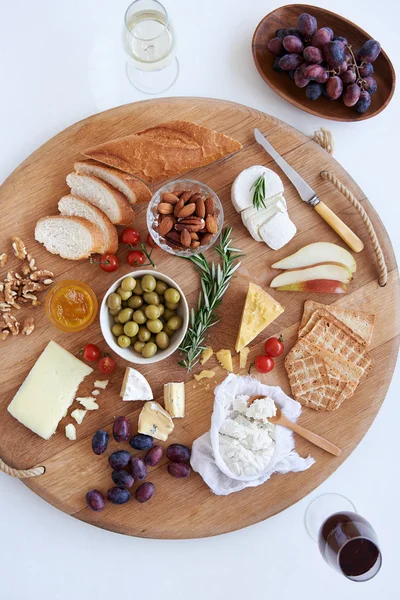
[254, 128, 364, 253]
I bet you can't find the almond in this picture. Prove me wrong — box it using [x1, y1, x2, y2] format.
[161, 192, 180, 205]
[200, 232, 214, 245]
[195, 197, 206, 219]
[174, 199, 185, 218]
[205, 197, 215, 215]
[191, 240, 201, 249]
[180, 191, 193, 203]
[175, 217, 205, 233]
[178, 203, 196, 219]
[190, 232, 199, 240]
[158, 216, 174, 236]
[206, 214, 218, 234]
[158, 202, 174, 215]
[180, 229, 191, 248]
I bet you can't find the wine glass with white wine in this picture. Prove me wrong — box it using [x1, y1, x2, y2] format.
[124, 0, 179, 94]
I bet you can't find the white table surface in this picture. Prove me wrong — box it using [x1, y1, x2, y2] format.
[1, 0, 400, 598]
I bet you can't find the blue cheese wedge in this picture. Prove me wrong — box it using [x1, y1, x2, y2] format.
[138, 401, 174, 441]
[120, 367, 153, 401]
[7, 341, 93, 440]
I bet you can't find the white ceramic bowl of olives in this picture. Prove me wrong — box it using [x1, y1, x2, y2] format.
[100, 270, 189, 364]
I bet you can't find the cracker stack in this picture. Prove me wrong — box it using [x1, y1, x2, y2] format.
[285, 301, 375, 411]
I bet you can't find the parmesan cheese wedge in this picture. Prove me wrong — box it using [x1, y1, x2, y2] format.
[216, 349, 233, 372]
[239, 347, 250, 369]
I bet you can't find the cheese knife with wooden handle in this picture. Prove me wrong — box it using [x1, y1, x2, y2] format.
[254, 128, 364, 253]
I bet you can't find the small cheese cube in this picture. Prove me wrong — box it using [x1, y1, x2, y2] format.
[239, 347, 250, 369]
[200, 348, 214, 365]
[164, 382, 185, 418]
[77, 397, 99, 410]
[65, 424, 76, 440]
[94, 380, 109, 389]
[71, 409, 87, 425]
[216, 349, 233, 372]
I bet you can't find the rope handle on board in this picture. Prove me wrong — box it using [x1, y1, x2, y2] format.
[0, 127, 388, 479]
[312, 128, 388, 287]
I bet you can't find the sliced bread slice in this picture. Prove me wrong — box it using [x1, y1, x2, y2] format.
[35, 215, 105, 260]
[58, 195, 118, 254]
[66, 173, 135, 226]
[74, 160, 152, 205]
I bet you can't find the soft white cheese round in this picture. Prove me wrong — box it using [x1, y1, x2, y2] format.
[231, 166, 284, 213]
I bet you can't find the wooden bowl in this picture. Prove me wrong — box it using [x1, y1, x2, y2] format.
[252, 4, 396, 122]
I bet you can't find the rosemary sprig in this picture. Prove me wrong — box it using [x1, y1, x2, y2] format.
[250, 174, 267, 210]
[178, 227, 243, 371]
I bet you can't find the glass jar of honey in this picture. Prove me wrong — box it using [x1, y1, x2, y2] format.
[45, 280, 98, 332]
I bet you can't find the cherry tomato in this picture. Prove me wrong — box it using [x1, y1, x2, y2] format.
[121, 227, 140, 246]
[82, 344, 100, 362]
[254, 355, 274, 374]
[146, 232, 155, 247]
[127, 250, 146, 266]
[98, 356, 116, 375]
[264, 336, 284, 357]
[98, 253, 119, 272]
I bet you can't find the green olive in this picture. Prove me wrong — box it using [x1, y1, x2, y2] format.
[168, 315, 183, 331]
[164, 288, 180, 304]
[118, 308, 134, 324]
[163, 324, 175, 337]
[117, 287, 132, 301]
[163, 308, 176, 321]
[133, 309, 146, 324]
[155, 331, 170, 350]
[145, 304, 160, 320]
[142, 342, 157, 358]
[165, 302, 179, 311]
[130, 335, 138, 345]
[113, 315, 121, 324]
[133, 280, 144, 295]
[112, 323, 124, 336]
[155, 280, 168, 295]
[143, 291, 160, 306]
[121, 276, 136, 291]
[157, 303, 165, 317]
[141, 274, 157, 293]
[118, 335, 131, 348]
[107, 293, 121, 310]
[109, 306, 121, 316]
[134, 340, 146, 353]
[138, 326, 151, 342]
[123, 321, 139, 337]
[127, 295, 143, 309]
[147, 319, 163, 334]
[148, 334, 156, 344]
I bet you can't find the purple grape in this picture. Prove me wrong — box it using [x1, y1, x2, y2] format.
[357, 40, 381, 64]
[315, 69, 329, 84]
[131, 456, 147, 480]
[112, 470, 134, 488]
[275, 28, 288, 39]
[326, 76, 343, 100]
[86, 489, 105, 512]
[107, 487, 131, 505]
[324, 41, 346, 68]
[166, 444, 191, 463]
[92, 430, 109, 455]
[278, 53, 304, 71]
[355, 90, 372, 113]
[294, 64, 310, 88]
[168, 462, 191, 478]
[287, 27, 303, 40]
[338, 61, 348, 74]
[305, 81, 324, 100]
[325, 27, 334, 37]
[312, 27, 333, 49]
[267, 37, 283, 56]
[273, 56, 284, 72]
[288, 69, 295, 80]
[129, 434, 153, 450]
[282, 35, 304, 54]
[298, 13, 318, 37]
[108, 450, 131, 470]
[304, 64, 325, 80]
[359, 63, 374, 77]
[144, 445, 163, 467]
[344, 47, 353, 63]
[113, 416, 130, 442]
[333, 36, 348, 45]
[363, 76, 377, 94]
[135, 482, 155, 503]
[341, 68, 357, 85]
[303, 46, 323, 64]
[343, 84, 361, 107]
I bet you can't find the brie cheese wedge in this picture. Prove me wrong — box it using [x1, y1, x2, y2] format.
[231, 166, 284, 212]
[120, 367, 153, 401]
[164, 382, 185, 418]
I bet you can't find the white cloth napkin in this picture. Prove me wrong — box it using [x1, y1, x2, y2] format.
[190, 374, 315, 495]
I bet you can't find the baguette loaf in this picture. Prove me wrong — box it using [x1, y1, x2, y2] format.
[58, 195, 118, 254]
[66, 173, 135, 226]
[74, 160, 152, 205]
[84, 121, 242, 183]
[35, 215, 105, 260]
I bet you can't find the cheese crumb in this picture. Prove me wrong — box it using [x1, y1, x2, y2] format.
[194, 370, 215, 381]
[71, 409, 87, 425]
[92, 390, 100, 396]
[77, 397, 99, 410]
[94, 380, 109, 389]
[65, 424, 76, 440]
[200, 348, 214, 365]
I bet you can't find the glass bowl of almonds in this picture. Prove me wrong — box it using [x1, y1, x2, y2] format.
[147, 179, 224, 256]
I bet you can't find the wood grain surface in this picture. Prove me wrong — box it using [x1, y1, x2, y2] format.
[252, 4, 396, 122]
[0, 97, 398, 539]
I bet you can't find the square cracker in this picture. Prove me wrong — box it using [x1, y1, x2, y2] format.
[286, 355, 330, 399]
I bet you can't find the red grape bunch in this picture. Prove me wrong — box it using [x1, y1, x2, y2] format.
[267, 13, 381, 114]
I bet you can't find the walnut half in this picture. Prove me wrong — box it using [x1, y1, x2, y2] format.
[11, 236, 27, 260]
[21, 316, 35, 336]
[0, 253, 7, 268]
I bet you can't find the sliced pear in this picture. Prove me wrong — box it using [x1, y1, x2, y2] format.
[276, 279, 347, 294]
[271, 242, 356, 273]
[270, 264, 352, 288]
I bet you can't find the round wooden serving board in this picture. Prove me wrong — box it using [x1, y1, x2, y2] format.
[0, 98, 398, 539]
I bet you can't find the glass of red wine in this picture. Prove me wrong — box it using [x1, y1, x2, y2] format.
[305, 494, 382, 582]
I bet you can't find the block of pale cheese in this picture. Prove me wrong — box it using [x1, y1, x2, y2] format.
[8, 340, 93, 439]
